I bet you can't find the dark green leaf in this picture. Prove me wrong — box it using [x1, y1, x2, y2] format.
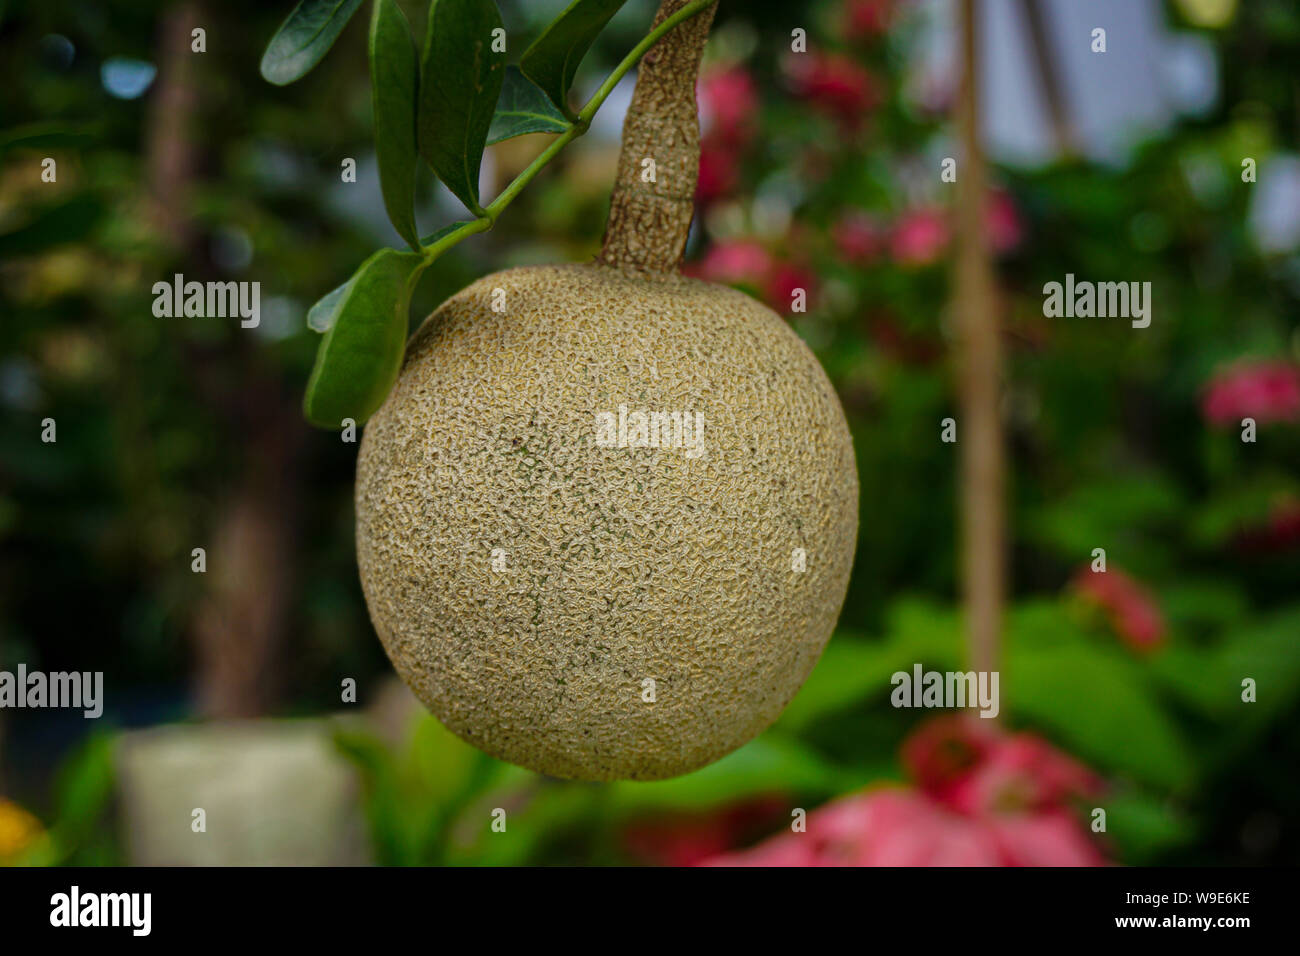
[417, 0, 507, 212]
[370, 0, 421, 250]
[1010, 643, 1195, 791]
[303, 249, 425, 428]
[51, 733, 116, 848]
[306, 277, 354, 333]
[0, 194, 105, 258]
[0, 122, 98, 154]
[487, 66, 570, 145]
[608, 737, 874, 814]
[1104, 790, 1193, 862]
[520, 0, 627, 115]
[260, 0, 366, 86]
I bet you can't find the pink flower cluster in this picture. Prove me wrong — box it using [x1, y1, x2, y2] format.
[699, 717, 1106, 866]
[1200, 360, 1300, 426]
[1072, 567, 1166, 653]
[786, 51, 880, 127]
[697, 67, 758, 206]
[833, 191, 1023, 268]
[843, 0, 898, 41]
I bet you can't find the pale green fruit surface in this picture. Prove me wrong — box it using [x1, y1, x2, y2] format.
[355, 263, 858, 780]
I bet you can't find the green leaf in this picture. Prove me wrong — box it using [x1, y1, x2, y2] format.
[520, 0, 627, 115]
[1009, 643, 1195, 791]
[607, 737, 874, 814]
[0, 122, 97, 154]
[370, 0, 421, 250]
[1155, 607, 1300, 724]
[417, 0, 507, 212]
[774, 634, 912, 733]
[302, 249, 425, 428]
[51, 733, 116, 850]
[0, 194, 105, 258]
[1104, 790, 1193, 862]
[487, 67, 570, 145]
[419, 220, 472, 246]
[306, 277, 354, 333]
[260, 0, 366, 86]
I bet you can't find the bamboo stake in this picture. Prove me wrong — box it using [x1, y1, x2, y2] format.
[954, 0, 1005, 680]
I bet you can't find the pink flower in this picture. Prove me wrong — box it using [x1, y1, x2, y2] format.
[696, 143, 740, 205]
[986, 809, 1109, 867]
[687, 240, 773, 287]
[786, 52, 879, 125]
[832, 213, 887, 264]
[624, 798, 786, 867]
[842, 0, 897, 41]
[702, 787, 1105, 867]
[941, 732, 1103, 815]
[890, 208, 949, 265]
[702, 789, 1005, 867]
[1201, 360, 1300, 426]
[766, 262, 818, 313]
[900, 713, 998, 798]
[1073, 566, 1167, 653]
[699, 717, 1107, 867]
[698, 67, 758, 147]
[986, 189, 1024, 254]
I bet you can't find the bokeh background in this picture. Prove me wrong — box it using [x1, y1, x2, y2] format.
[2, 0, 1298, 865]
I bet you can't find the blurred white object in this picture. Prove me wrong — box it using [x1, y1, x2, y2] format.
[117, 720, 368, 866]
[914, 0, 1220, 167]
[1249, 155, 1300, 254]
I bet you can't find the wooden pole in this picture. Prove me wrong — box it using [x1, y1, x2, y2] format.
[954, 0, 1005, 679]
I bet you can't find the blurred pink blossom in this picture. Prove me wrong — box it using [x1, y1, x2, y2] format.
[986, 189, 1025, 253]
[843, 0, 898, 41]
[890, 208, 949, 265]
[766, 262, 818, 313]
[698, 67, 758, 146]
[934, 731, 1104, 815]
[696, 143, 740, 205]
[624, 797, 787, 867]
[1201, 360, 1300, 426]
[832, 213, 887, 264]
[688, 241, 817, 313]
[786, 52, 879, 125]
[687, 240, 773, 286]
[1073, 566, 1167, 653]
[700, 717, 1106, 867]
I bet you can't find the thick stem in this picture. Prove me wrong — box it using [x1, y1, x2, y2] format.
[599, 0, 718, 274]
[955, 0, 1005, 684]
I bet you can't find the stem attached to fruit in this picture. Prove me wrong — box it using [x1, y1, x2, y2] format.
[416, 0, 717, 268]
[599, 0, 719, 275]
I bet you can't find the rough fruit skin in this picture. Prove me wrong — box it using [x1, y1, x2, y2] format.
[355, 263, 858, 780]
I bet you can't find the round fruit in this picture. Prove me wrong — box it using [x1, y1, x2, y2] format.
[355, 262, 858, 780]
